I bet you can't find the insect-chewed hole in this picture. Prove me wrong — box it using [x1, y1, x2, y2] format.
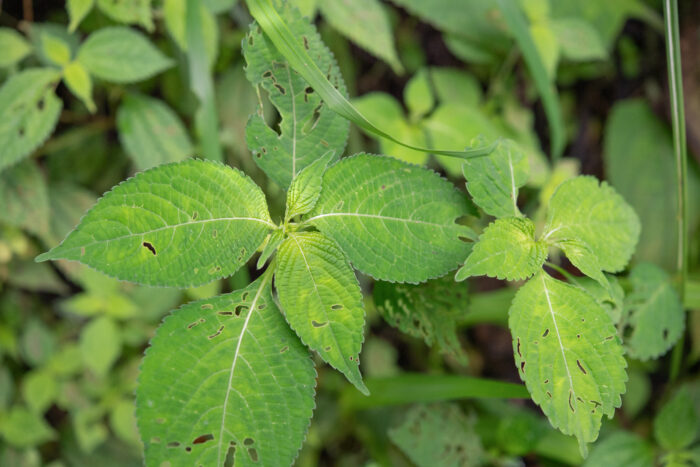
[218, 311, 233, 316]
[568, 391, 575, 412]
[330, 304, 343, 311]
[241, 292, 249, 301]
[311, 320, 328, 328]
[279, 346, 289, 353]
[516, 337, 522, 357]
[191, 211, 198, 221]
[324, 346, 331, 352]
[576, 360, 587, 375]
[520, 361, 526, 373]
[273, 83, 286, 94]
[208, 326, 224, 339]
[302, 36, 309, 50]
[167, 441, 180, 448]
[224, 441, 236, 467]
[542, 328, 549, 337]
[192, 434, 214, 445]
[151, 437, 161, 444]
[663, 328, 669, 339]
[248, 448, 258, 462]
[201, 304, 213, 310]
[142, 241, 157, 255]
[212, 229, 218, 238]
[235, 305, 249, 317]
[243, 438, 254, 446]
[208, 265, 222, 275]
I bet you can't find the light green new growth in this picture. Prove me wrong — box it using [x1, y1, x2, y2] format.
[275, 232, 368, 394]
[77, 27, 173, 83]
[389, 404, 485, 467]
[243, 3, 349, 188]
[285, 150, 335, 221]
[0, 68, 62, 173]
[543, 176, 640, 273]
[307, 154, 474, 283]
[462, 139, 529, 219]
[67, 0, 94, 31]
[623, 263, 684, 360]
[510, 273, 627, 455]
[117, 94, 194, 171]
[96, 0, 153, 31]
[556, 239, 609, 288]
[63, 62, 96, 113]
[373, 276, 469, 365]
[257, 229, 285, 269]
[36, 159, 274, 288]
[137, 277, 316, 467]
[456, 217, 546, 282]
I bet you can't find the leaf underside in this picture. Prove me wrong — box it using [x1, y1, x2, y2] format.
[137, 278, 316, 467]
[37, 159, 273, 288]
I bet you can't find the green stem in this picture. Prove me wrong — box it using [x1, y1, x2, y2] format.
[663, 0, 688, 382]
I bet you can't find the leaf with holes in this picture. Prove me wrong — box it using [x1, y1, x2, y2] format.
[36, 159, 274, 288]
[389, 403, 485, 467]
[117, 94, 193, 171]
[275, 232, 368, 394]
[543, 176, 640, 273]
[456, 217, 546, 282]
[374, 276, 469, 365]
[0, 68, 62, 173]
[623, 263, 684, 361]
[307, 154, 474, 283]
[77, 27, 173, 84]
[285, 149, 335, 221]
[137, 277, 316, 466]
[243, 3, 349, 188]
[462, 139, 529, 218]
[0, 160, 50, 238]
[509, 273, 627, 455]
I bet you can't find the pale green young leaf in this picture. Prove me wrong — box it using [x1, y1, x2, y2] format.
[0, 28, 32, 67]
[0, 407, 55, 448]
[374, 276, 469, 365]
[257, 229, 285, 269]
[557, 239, 608, 288]
[63, 61, 96, 112]
[583, 431, 655, 467]
[137, 278, 316, 467]
[510, 273, 627, 455]
[623, 263, 684, 361]
[552, 18, 607, 61]
[319, 0, 403, 74]
[36, 159, 274, 288]
[116, 94, 193, 171]
[285, 149, 335, 220]
[243, 3, 349, 188]
[0, 68, 62, 173]
[22, 370, 58, 414]
[543, 176, 640, 273]
[404, 68, 434, 120]
[77, 27, 173, 83]
[307, 154, 474, 283]
[530, 21, 559, 78]
[67, 0, 95, 32]
[389, 404, 485, 467]
[163, 0, 219, 67]
[96, 0, 153, 31]
[80, 316, 121, 377]
[456, 217, 546, 282]
[430, 67, 482, 107]
[462, 139, 529, 218]
[653, 387, 699, 451]
[0, 160, 50, 237]
[276, 232, 368, 394]
[40, 32, 72, 66]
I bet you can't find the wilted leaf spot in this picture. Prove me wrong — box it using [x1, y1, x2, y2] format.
[324, 346, 331, 352]
[311, 320, 328, 328]
[212, 229, 218, 238]
[192, 434, 214, 445]
[142, 242, 157, 255]
[167, 441, 180, 448]
[151, 437, 161, 444]
[576, 360, 587, 375]
[208, 266, 222, 274]
[208, 326, 224, 339]
[156, 418, 166, 424]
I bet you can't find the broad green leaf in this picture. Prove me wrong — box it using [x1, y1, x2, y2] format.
[551, 18, 607, 61]
[0, 160, 50, 237]
[116, 94, 193, 171]
[109, 399, 140, 446]
[543, 176, 640, 273]
[576, 275, 624, 324]
[462, 139, 529, 218]
[623, 263, 684, 361]
[67, 0, 95, 32]
[285, 149, 335, 220]
[389, 404, 485, 467]
[276, 232, 368, 393]
[654, 387, 699, 451]
[510, 273, 627, 455]
[404, 68, 434, 120]
[6, 260, 69, 294]
[307, 154, 474, 283]
[430, 67, 482, 107]
[63, 61, 96, 112]
[243, 3, 349, 188]
[583, 431, 655, 467]
[550, 0, 642, 47]
[137, 277, 316, 467]
[39, 32, 71, 66]
[0, 68, 62, 173]
[374, 276, 468, 364]
[163, 0, 219, 67]
[456, 217, 546, 282]
[96, 0, 153, 31]
[21, 370, 57, 414]
[319, 0, 403, 74]
[204, 0, 237, 14]
[37, 159, 274, 288]
[77, 27, 173, 84]
[80, 316, 121, 377]
[521, 0, 550, 21]
[0, 407, 55, 448]
[256, 229, 284, 269]
[0, 28, 32, 67]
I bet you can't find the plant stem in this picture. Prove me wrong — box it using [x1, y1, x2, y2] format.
[663, 0, 688, 382]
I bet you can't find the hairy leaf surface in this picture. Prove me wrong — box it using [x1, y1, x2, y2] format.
[623, 263, 684, 360]
[276, 232, 368, 394]
[0, 68, 62, 173]
[37, 159, 274, 288]
[285, 149, 334, 220]
[117, 94, 193, 171]
[244, 4, 349, 188]
[307, 154, 474, 283]
[77, 27, 173, 83]
[462, 139, 529, 218]
[543, 176, 640, 273]
[456, 217, 546, 281]
[510, 273, 627, 455]
[374, 277, 468, 364]
[137, 278, 316, 467]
